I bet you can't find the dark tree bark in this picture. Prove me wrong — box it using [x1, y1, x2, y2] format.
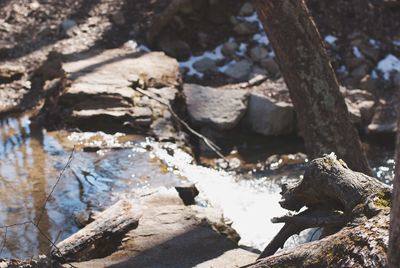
[252, 0, 371, 175]
[246, 155, 391, 267]
[389, 114, 400, 267]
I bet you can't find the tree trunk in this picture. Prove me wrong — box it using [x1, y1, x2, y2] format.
[252, 0, 371, 175]
[389, 114, 400, 267]
[246, 154, 391, 267]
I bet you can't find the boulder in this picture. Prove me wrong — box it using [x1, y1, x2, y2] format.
[249, 46, 268, 63]
[233, 21, 259, 36]
[183, 84, 249, 130]
[238, 2, 254, 16]
[68, 190, 257, 267]
[260, 58, 279, 76]
[193, 57, 217, 73]
[40, 48, 181, 136]
[367, 100, 398, 135]
[342, 88, 376, 125]
[222, 40, 238, 57]
[244, 91, 295, 136]
[223, 60, 252, 81]
[158, 36, 191, 61]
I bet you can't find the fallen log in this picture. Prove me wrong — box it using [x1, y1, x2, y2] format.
[51, 199, 141, 262]
[247, 153, 391, 267]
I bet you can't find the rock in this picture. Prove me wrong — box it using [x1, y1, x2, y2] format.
[224, 60, 252, 81]
[158, 36, 191, 61]
[175, 184, 200, 205]
[40, 48, 181, 136]
[238, 2, 254, 16]
[29, 1, 40, 10]
[260, 58, 280, 76]
[233, 21, 259, 36]
[193, 57, 217, 73]
[64, 50, 181, 88]
[359, 75, 376, 92]
[367, 101, 398, 135]
[112, 12, 125, 26]
[69, 190, 257, 267]
[350, 64, 369, 79]
[249, 46, 269, 63]
[346, 57, 364, 70]
[393, 72, 400, 87]
[244, 91, 295, 136]
[343, 88, 376, 125]
[183, 84, 249, 130]
[222, 40, 238, 57]
[359, 45, 380, 61]
[0, 63, 25, 83]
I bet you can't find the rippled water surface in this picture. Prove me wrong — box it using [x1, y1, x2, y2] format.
[0, 117, 395, 258]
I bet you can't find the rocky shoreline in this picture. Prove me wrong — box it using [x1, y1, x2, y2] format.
[0, 0, 399, 267]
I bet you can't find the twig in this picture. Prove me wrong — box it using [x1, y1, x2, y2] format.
[132, 86, 227, 161]
[36, 147, 75, 225]
[31, 221, 77, 268]
[0, 148, 76, 267]
[0, 227, 8, 256]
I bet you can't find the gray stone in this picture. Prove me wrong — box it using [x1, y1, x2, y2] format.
[112, 12, 125, 26]
[343, 88, 376, 125]
[238, 2, 254, 16]
[221, 40, 238, 57]
[158, 36, 191, 61]
[183, 84, 249, 130]
[260, 58, 279, 76]
[244, 91, 295, 136]
[249, 46, 268, 63]
[234, 21, 259, 35]
[193, 57, 217, 73]
[224, 60, 252, 81]
[350, 64, 369, 79]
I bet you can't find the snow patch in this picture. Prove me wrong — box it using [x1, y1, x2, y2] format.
[324, 35, 337, 45]
[352, 46, 363, 58]
[376, 54, 400, 80]
[179, 44, 225, 77]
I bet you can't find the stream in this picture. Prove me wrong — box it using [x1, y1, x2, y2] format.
[0, 116, 395, 259]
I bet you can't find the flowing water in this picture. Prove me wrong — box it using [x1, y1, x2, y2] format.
[0, 117, 395, 259]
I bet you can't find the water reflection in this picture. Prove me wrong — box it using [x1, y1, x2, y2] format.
[0, 117, 185, 258]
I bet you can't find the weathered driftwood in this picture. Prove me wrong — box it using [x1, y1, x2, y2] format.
[248, 154, 391, 267]
[52, 199, 141, 262]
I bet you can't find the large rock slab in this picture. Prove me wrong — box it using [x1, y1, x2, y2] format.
[183, 84, 249, 130]
[41, 48, 182, 136]
[64, 49, 181, 88]
[68, 190, 257, 268]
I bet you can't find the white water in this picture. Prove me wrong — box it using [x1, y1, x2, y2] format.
[146, 140, 289, 251]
